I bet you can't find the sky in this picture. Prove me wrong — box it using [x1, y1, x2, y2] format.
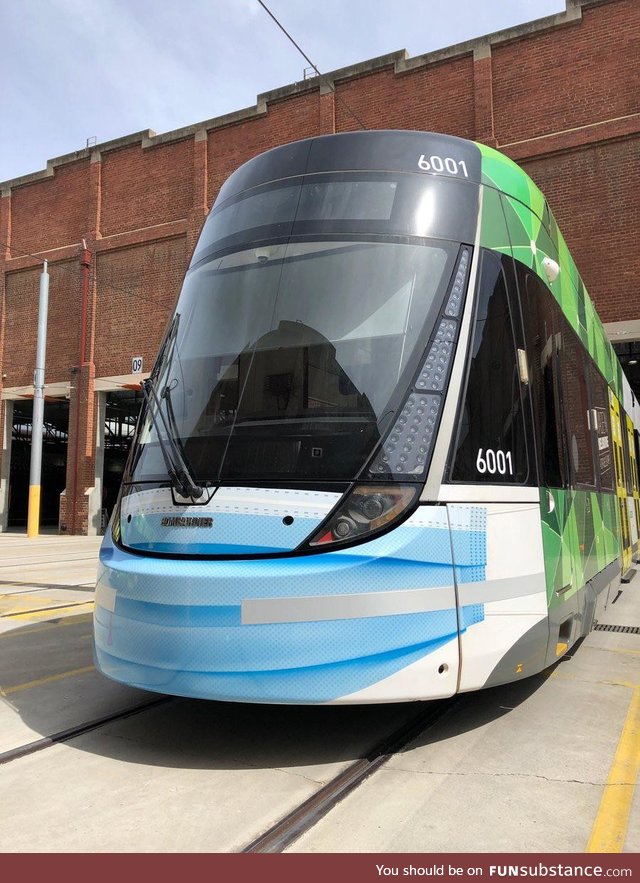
[1, 0, 566, 184]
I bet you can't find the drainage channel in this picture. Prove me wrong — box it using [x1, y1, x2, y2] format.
[594, 623, 640, 634]
[242, 697, 458, 854]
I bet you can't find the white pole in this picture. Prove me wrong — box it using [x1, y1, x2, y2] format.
[27, 260, 49, 537]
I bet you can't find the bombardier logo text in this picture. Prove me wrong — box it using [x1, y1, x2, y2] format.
[161, 516, 213, 528]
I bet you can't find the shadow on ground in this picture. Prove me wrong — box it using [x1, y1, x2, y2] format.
[0, 610, 569, 773]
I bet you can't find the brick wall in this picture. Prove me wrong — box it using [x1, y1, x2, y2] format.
[4, 261, 81, 386]
[101, 140, 194, 236]
[492, 0, 639, 145]
[10, 160, 92, 256]
[94, 238, 186, 377]
[523, 139, 640, 324]
[207, 90, 325, 200]
[1, 0, 638, 532]
[335, 57, 475, 136]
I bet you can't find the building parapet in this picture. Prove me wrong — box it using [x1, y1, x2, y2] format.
[0, 0, 612, 192]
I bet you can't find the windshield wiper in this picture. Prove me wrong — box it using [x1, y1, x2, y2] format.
[152, 313, 180, 384]
[141, 314, 204, 500]
[140, 377, 204, 500]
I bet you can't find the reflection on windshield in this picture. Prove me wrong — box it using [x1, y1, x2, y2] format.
[130, 239, 456, 483]
[185, 320, 379, 480]
[206, 320, 374, 423]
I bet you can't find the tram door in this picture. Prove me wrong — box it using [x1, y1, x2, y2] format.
[625, 414, 640, 556]
[609, 392, 632, 574]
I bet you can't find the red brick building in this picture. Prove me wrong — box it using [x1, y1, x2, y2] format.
[1, 0, 638, 533]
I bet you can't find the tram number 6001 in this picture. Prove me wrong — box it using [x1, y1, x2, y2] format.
[476, 448, 514, 476]
[418, 154, 469, 178]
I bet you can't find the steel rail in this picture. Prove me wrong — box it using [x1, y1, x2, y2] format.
[242, 697, 459, 854]
[0, 697, 172, 766]
[2, 600, 93, 618]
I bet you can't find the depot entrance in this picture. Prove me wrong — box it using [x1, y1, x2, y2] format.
[8, 399, 69, 528]
[102, 389, 142, 523]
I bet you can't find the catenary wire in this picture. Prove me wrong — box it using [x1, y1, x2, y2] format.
[256, 0, 369, 132]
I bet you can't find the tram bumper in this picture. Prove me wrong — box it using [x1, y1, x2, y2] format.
[94, 505, 488, 704]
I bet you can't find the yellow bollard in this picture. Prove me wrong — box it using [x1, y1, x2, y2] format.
[26, 485, 41, 538]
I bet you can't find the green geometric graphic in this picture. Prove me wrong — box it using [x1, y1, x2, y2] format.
[541, 488, 620, 605]
[477, 141, 623, 604]
[477, 141, 621, 398]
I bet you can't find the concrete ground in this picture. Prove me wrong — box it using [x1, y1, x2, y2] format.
[290, 627, 640, 853]
[0, 531, 638, 853]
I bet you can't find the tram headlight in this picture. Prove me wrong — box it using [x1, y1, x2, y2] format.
[306, 484, 418, 549]
[333, 515, 358, 539]
[359, 493, 386, 520]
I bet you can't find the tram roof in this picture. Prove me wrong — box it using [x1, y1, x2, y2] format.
[214, 130, 623, 401]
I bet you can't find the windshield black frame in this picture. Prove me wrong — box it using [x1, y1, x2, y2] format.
[192, 171, 478, 268]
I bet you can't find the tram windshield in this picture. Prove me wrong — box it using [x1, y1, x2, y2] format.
[129, 174, 470, 484]
[131, 239, 457, 484]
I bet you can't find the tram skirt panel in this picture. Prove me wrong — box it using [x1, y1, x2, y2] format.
[94, 506, 483, 703]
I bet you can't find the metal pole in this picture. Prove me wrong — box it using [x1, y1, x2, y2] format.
[27, 260, 49, 538]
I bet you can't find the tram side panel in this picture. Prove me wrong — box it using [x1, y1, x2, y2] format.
[610, 393, 632, 576]
[452, 172, 623, 691]
[453, 502, 549, 692]
[623, 411, 639, 557]
[633, 424, 640, 558]
[500, 189, 622, 659]
[441, 212, 551, 689]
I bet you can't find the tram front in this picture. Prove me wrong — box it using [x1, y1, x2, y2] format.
[94, 130, 484, 703]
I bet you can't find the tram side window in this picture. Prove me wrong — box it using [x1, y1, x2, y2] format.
[557, 320, 597, 489]
[588, 362, 614, 492]
[519, 269, 567, 489]
[520, 263, 604, 491]
[450, 250, 529, 483]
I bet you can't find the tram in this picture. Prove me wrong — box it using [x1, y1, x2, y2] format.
[94, 130, 640, 703]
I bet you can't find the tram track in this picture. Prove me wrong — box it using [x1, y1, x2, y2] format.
[242, 696, 459, 854]
[1, 600, 94, 619]
[1, 677, 459, 854]
[0, 696, 172, 766]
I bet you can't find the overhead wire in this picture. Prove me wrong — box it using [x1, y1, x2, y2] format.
[255, 0, 368, 132]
